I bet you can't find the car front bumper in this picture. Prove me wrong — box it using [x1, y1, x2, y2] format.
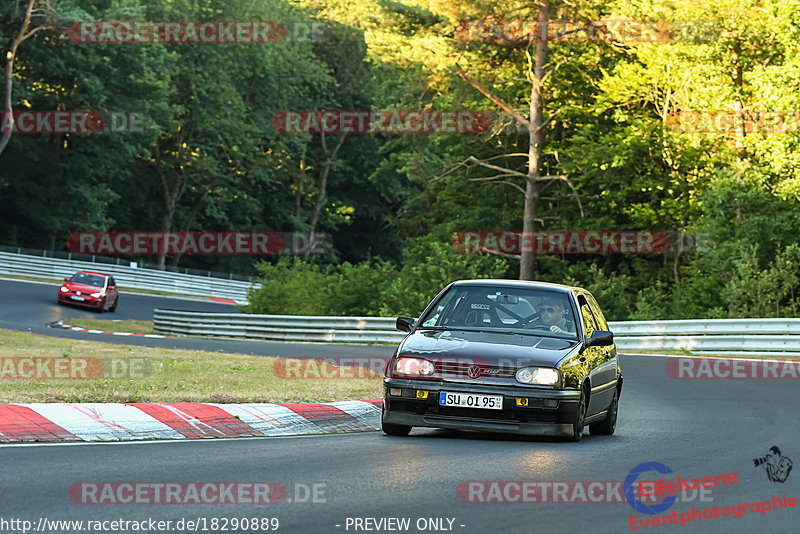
[382, 378, 582, 437]
[59, 294, 103, 308]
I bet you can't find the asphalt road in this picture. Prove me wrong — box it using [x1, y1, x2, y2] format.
[0, 278, 393, 358]
[0, 278, 798, 533]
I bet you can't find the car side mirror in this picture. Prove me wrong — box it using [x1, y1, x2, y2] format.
[586, 330, 614, 347]
[64, 277, 69, 282]
[396, 316, 416, 333]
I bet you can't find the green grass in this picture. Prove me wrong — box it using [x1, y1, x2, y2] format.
[0, 329, 382, 403]
[64, 319, 155, 335]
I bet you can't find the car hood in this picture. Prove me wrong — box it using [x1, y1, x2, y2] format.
[398, 329, 579, 368]
[63, 282, 104, 293]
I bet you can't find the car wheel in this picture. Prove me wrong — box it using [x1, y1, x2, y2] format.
[381, 406, 412, 436]
[590, 389, 618, 436]
[382, 422, 412, 436]
[570, 386, 588, 442]
[109, 296, 118, 312]
[97, 298, 106, 313]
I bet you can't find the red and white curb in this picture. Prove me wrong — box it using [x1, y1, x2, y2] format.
[49, 321, 172, 339]
[0, 399, 382, 442]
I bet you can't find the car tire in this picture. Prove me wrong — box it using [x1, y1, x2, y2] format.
[97, 298, 105, 313]
[590, 389, 618, 436]
[382, 422, 412, 436]
[381, 406, 412, 436]
[109, 296, 118, 312]
[570, 386, 588, 442]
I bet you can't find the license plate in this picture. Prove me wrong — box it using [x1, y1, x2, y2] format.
[70, 296, 85, 301]
[439, 392, 503, 410]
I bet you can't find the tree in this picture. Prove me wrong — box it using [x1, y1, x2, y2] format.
[0, 0, 55, 157]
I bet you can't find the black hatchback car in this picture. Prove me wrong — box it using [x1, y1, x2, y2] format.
[382, 280, 621, 441]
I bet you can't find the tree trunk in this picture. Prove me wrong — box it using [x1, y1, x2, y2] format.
[169, 187, 209, 267]
[154, 139, 187, 269]
[730, 38, 745, 161]
[0, 0, 44, 158]
[304, 132, 346, 261]
[519, 1, 549, 281]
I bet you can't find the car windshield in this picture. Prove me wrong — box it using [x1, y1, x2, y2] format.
[418, 285, 578, 339]
[69, 273, 105, 287]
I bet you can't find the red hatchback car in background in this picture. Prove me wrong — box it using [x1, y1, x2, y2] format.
[57, 270, 119, 312]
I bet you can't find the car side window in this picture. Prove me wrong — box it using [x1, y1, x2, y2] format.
[585, 293, 609, 330]
[109, 277, 116, 287]
[577, 295, 599, 338]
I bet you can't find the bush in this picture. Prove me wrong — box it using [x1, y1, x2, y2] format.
[244, 238, 509, 317]
[379, 238, 509, 316]
[243, 257, 328, 315]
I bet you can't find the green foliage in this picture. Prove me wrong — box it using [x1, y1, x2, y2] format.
[243, 257, 330, 316]
[379, 238, 509, 316]
[245, 237, 508, 316]
[2, 0, 800, 319]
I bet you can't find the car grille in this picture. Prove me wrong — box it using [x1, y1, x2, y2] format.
[434, 361, 516, 379]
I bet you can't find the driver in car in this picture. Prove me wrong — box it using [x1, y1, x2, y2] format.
[531, 297, 573, 334]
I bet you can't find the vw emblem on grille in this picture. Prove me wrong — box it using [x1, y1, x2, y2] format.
[467, 365, 482, 379]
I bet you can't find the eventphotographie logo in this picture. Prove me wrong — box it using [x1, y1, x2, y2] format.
[625, 462, 737, 516]
[754, 446, 793, 484]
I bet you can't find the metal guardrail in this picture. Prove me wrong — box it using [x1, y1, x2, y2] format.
[609, 319, 800, 356]
[152, 312, 800, 356]
[0, 245, 253, 280]
[0, 251, 257, 303]
[154, 310, 402, 343]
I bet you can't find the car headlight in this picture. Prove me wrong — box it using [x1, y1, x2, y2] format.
[60, 286, 69, 293]
[90, 292, 102, 298]
[394, 357, 435, 377]
[515, 367, 559, 386]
